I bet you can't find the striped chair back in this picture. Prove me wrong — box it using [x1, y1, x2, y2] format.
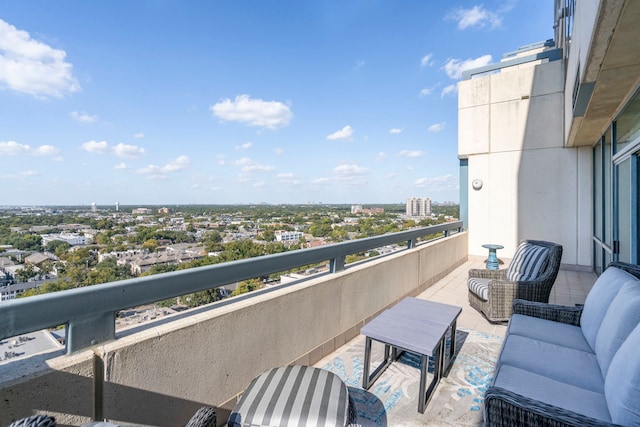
[506, 242, 550, 281]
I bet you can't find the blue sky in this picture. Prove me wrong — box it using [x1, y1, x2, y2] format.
[0, 1, 552, 206]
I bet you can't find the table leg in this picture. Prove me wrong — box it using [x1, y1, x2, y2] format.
[443, 321, 457, 377]
[363, 338, 392, 389]
[418, 341, 443, 413]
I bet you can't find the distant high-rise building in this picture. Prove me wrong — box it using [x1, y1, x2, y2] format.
[405, 197, 432, 217]
[115, 202, 119, 211]
[91, 202, 97, 212]
[351, 205, 362, 214]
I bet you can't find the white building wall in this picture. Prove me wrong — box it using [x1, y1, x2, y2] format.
[459, 57, 592, 268]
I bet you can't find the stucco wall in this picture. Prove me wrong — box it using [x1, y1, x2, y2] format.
[459, 58, 592, 268]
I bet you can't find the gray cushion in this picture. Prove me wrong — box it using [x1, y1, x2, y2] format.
[493, 364, 611, 423]
[507, 314, 592, 353]
[498, 334, 603, 393]
[581, 266, 639, 350]
[605, 323, 640, 425]
[506, 243, 549, 281]
[594, 280, 640, 377]
[467, 277, 490, 300]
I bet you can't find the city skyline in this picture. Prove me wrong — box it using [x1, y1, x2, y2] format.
[0, 1, 552, 205]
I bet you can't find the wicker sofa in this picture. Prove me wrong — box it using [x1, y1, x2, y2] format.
[468, 240, 563, 322]
[485, 262, 640, 427]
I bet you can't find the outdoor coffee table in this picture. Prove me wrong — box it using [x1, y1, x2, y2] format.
[361, 297, 462, 413]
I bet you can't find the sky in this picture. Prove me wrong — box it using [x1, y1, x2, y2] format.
[0, 1, 553, 206]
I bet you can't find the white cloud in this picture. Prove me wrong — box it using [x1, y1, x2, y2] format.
[443, 55, 492, 79]
[333, 163, 369, 185]
[133, 132, 144, 139]
[81, 140, 145, 158]
[210, 94, 293, 129]
[273, 148, 284, 155]
[232, 157, 252, 166]
[354, 60, 366, 69]
[375, 152, 388, 162]
[81, 140, 110, 154]
[70, 111, 98, 123]
[0, 140, 60, 156]
[398, 150, 425, 158]
[447, 5, 502, 30]
[389, 128, 403, 134]
[419, 88, 432, 97]
[420, 53, 434, 67]
[21, 170, 39, 176]
[312, 177, 330, 185]
[242, 164, 275, 173]
[112, 143, 146, 159]
[232, 157, 274, 172]
[386, 172, 398, 179]
[428, 122, 446, 132]
[235, 142, 252, 150]
[327, 125, 354, 141]
[415, 174, 458, 191]
[441, 84, 458, 98]
[254, 181, 265, 188]
[33, 145, 60, 156]
[138, 155, 190, 175]
[0, 19, 80, 98]
[113, 162, 130, 170]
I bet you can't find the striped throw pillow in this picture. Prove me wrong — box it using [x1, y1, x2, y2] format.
[506, 243, 550, 281]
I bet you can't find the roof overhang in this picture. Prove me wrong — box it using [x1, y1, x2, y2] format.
[566, 0, 640, 147]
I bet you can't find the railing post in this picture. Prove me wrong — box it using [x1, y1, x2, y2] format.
[330, 256, 345, 273]
[407, 239, 415, 249]
[67, 312, 116, 354]
[444, 230, 450, 237]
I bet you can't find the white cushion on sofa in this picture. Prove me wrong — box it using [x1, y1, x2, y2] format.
[581, 266, 639, 350]
[605, 323, 640, 425]
[507, 314, 592, 353]
[493, 364, 611, 423]
[498, 334, 603, 393]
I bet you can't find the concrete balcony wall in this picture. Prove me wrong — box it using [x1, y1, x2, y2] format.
[0, 232, 467, 426]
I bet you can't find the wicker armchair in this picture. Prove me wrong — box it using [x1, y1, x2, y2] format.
[468, 240, 563, 322]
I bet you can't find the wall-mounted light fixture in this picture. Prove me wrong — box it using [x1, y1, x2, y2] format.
[472, 179, 483, 190]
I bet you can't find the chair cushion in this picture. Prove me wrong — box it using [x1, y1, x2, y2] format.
[493, 364, 611, 423]
[594, 281, 640, 377]
[228, 365, 350, 427]
[506, 243, 549, 281]
[468, 277, 490, 301]
[605, 323, 640, 425]
[507, 314, 592, 353]
[497, 334, 604, 392]
[581, 266, 639, 350]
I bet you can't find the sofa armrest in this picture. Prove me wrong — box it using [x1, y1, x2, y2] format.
[485, 386, 618, 427]
[468, 268, 507, 280]
[512, 299, 583, 326]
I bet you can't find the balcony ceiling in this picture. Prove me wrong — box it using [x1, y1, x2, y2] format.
[567, 0, 640, 147]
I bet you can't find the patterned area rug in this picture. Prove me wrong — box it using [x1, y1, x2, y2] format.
[319, 329, 502, 427]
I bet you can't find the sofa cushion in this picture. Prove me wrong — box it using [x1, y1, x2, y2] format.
[467, 277, 490, 301]
[581, 266, 639, 350]
[506, 243, 549, 281]
[595, 280, 640, 377]
[493, 364, 611, 423]
[605, 323, 640, 425]
[498, 334, 603, 392]
[507, 314, 592, 353]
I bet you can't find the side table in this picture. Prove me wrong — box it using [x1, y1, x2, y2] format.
[482, 244, 503, 270]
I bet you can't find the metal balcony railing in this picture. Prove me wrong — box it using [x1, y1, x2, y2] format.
[1, 222, 463, 354]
